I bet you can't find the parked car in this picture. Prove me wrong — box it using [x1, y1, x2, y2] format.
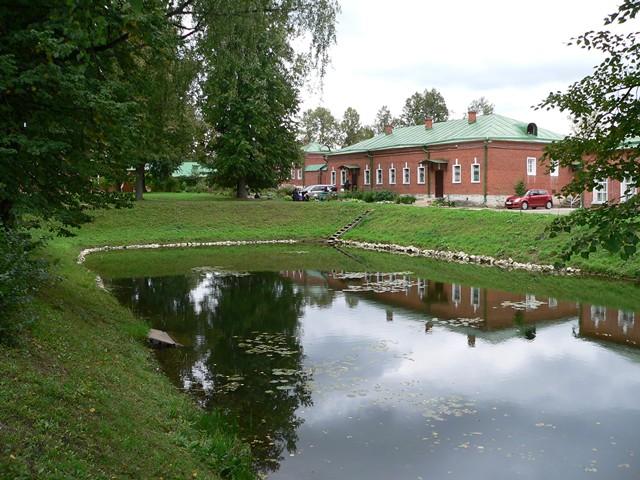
[505, 189, 553, 210]
[303, 184, 337, 200]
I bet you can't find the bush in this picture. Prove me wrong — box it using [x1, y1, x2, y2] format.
[395, 195, 416, 204]
[0, 230, 49, 343]
[185, 179, 211, 193]
[149, 176, 182, 192]
[514, 180, 526, 197]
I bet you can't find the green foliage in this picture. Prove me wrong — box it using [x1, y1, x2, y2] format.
[340, 190, 398, 203]
[340, 107, 374, 147]
[373, 105, 399, 134]
[514, 180, 526, 196]
[199, 0, 339, 198]
[395, 195, 417, 204]
[538, 1, 640, 258]
[0, 230, 48, 342]
[400, 88, 449, 126]
[301, 107, 340, 148]
[467, 97, 495, 115]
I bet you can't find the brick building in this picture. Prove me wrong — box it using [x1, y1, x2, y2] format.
[288, 142, 330, 187]
[327, 113, 571, 206]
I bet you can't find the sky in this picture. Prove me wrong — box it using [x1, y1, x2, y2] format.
[300, 0, 627, 134]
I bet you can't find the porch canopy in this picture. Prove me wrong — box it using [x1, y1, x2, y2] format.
[305, 164, 327, 172]
[338, 164, 360, 170]
[419, 158, 448, 165]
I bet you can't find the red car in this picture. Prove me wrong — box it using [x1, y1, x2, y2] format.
[505, 189, 553, 210]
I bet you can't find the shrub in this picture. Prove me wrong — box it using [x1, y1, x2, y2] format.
[0, 230, 49, 343]
[514, 180, 526, 197]
[395, 195, 416, 204]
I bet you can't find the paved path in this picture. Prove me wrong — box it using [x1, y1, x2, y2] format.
[413, 201, 576, 216]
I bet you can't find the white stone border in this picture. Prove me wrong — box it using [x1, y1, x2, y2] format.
[334, 239, 581, 276]
[77, 239, 299, 264]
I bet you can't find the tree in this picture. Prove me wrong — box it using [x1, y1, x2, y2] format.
[467, 97, 495, 115]
[0, 1, 175, 232]
[339, 107, 374, 147]
[399, 88, 449, 126]
[373, 105, 396, 134]
[198, 1, 340, 197]
[538, 0, 640, 261]
[300, 107, 340, 148]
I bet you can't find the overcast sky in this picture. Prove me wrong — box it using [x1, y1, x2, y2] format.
[300, 0, 627, 134]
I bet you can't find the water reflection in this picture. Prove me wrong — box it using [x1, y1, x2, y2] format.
[107, 268, 640, 479]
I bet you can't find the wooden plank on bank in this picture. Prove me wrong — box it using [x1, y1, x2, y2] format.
[148, 328, 182, 348]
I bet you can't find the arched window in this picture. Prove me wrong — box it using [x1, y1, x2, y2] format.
[527, 123, 538, 136]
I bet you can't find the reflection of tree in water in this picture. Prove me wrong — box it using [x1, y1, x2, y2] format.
[513, 311, 536, 341]
[108, 272, 312, 474]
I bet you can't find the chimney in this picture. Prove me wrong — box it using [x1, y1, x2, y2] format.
[424, 117, 433, 130]
[384, 125, 393, 135]
[468, 111, 477, 124]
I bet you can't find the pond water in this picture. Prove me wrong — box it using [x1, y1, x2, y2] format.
[98, 247, 640, 479]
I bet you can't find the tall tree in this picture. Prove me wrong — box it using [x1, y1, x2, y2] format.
[373, 105, 395, 134]
[467, 97, 495, 115]
[399, 88, 449, 126]
[198, 1, 339, 198]
[339, 107, 373, 147]
[301, 107, 340, 148]
[0, 0, 175, 232]
[539, 0, 640, 260]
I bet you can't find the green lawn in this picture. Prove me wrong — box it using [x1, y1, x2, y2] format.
[2, 193, 639, 479]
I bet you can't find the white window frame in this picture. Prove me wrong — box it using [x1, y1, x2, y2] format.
[297, 168, 302, 180]
[621, 177, 636, 202]
[550, 160, 559, 177]
[470, 287, 480, 310]
[340, 169, 347, 186]
[376, 165, 383, 185]
[471, 160, 480, 183]
[389, 165, 396, 185]
[290, 168, 296, 180]
[591, 305, 606, 327]
[618, 310, 635, 335]
[417, 165, 426, 184]
[452, 284, 461, 307]
[330, 170, 337, 186]
[593, 179, 608, 204]
[402, 165, 410, 185]
[527, 157, 537, 176]
[452, 162, 461, 184]
[548, 297, 558, 309]
[364, 167, 371, 185]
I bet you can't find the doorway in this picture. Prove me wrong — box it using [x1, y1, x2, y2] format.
[435, 170, 444, 198]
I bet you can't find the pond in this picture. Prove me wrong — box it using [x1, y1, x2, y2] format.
[89, 245, 640, 479]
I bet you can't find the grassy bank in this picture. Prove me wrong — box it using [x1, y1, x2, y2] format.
[3, 193, 639, 478]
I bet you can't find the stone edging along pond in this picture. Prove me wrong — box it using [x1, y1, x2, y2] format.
[77, 238, 582, 276]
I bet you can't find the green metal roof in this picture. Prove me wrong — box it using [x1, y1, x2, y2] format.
[330, 114, 565, 156]
[304, 163, 327, 172]
[172, 162, 212, 177]
[303, 142, 331, 154]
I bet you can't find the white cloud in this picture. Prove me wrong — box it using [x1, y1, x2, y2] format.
[301, 0, 627, 134]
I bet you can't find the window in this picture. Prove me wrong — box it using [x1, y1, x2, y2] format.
[525, 294, 537, 311]
[471, 161, 480, 183]
[548, 297, 558, 309]
[593, 179, 608, 204]
[417, 166, 426, 184]
[618, 310, 635, 335]
[527, 157, 537, 176]
[591, 305, 606, 327]
[452, 284, 461, 307]
[621, 177, 636, 202]
[389, 167, 396, 184]
[452, 163, 461, 183]
[550, 160, 559, 177]
[364, 168, 371, 185]
[340, 169, 347, 186]
[331, 170, 337, 185]
[403, 166, 410, 184]
[376, 166, 383, 185]
[297, 168, 302, 180]
[290, 168, 296, 180]
[470, 287, 480, 310]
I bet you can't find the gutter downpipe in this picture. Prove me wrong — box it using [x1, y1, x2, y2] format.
[367, 151, 374, 191]
[422, 146, 431, 197]
[483, 139, 489, 205]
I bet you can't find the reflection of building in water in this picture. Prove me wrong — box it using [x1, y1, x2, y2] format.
[580, 305, 639, 347]
[281, 270, 578, 333]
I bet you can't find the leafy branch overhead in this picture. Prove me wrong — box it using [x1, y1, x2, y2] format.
[539, 0, 640, 260]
